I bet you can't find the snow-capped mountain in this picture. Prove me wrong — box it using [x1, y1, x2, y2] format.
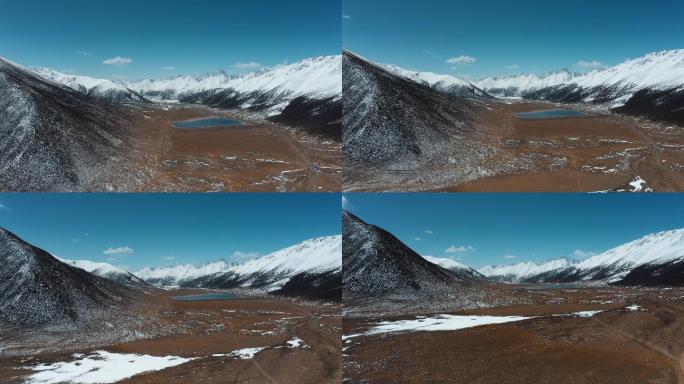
[128, 55, 342, 137]
[0, 227, 130, 326]
[476, 49, 684, 124]
[478, 258, 577, 283]
[422, 256, 486, 280]
[30, 67, 147, 103]
[129, 55, 340, 102]
[136, 236, 341, 300]
[474, 70, 578, 98]
[59, 259, 147, 287]
[382, 64, 491, 98]
[479, 229, 684, 285]
[343, 210, 482, 304]
[0, 56, 136, 191]
[343, 50, 477, 165]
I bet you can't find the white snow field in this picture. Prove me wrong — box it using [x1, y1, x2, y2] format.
[25, 351, 195, 384]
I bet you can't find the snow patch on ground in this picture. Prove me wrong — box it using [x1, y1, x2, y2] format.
[344, 314, 531, 340]
[25, 351, 194, 384]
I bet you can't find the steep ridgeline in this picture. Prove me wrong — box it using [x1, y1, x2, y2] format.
[0, 228, 130, 327]
[342, 210, 483, 305]
[381, 64, 492, 99]
[136, 236, 342, 301]
[129, 56, 342, 139]
[343, 50, 479, 166]
[0, 57, 135, 191]
[475, 49, 684, 125]
[30, 67, 147, 103]
[479, 229, 684, 286]
[423, 255, 487, 281]
[60, 259, 148, 287]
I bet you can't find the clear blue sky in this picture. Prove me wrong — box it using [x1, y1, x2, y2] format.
[0, 0, 340, 80]
[342, 194, 684, 268]
[0, 194, 340, 271]
[342, 0, 684, 79]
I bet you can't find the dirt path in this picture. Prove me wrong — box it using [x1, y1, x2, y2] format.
[591, 316, 684, 383]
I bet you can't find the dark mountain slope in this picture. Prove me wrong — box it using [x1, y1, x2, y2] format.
[0, 57, 136, 191]
[342, 210, 479, 301]
[0, 227, 130, 327]
[343, 50, 479, 165]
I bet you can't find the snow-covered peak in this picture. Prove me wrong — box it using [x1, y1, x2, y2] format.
[128, 55, 341, 99]
[382, 64, 472, 89]
[422, 256, 469, 271]
[230, 235, 341, 275]
[578, 229, 684, 270]
[136, 260, 232, 282]
[475, 70, 577, 93]
[475, 49, 684, 95]
[136, 235, 341, 282]
[478, 258, 576, 279]
[573, 49, 684, 91]
[30, 67, 129, 93]
[59, 258, 130, 276]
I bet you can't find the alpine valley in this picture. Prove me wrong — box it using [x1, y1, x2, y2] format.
[343, 49, 684, 192]
[0, 55, 341, 192]
[0, 227, 342, 384]
[341, 211, 684, 384]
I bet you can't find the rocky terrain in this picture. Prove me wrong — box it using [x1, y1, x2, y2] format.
[0, 57, 139, 191]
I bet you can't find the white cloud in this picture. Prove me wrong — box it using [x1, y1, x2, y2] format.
[161, 66, 176, 71]
[446, 55, 476, 65]
[71, 238, 79, 243]
[576, 60, 604, 68]
[102, 56, 132, 66]
[232, 251, 259, 261]
[342, 14, 351, 19]
[424, 230, 434, 235]
[76, 51, 92, 56]
[414, 237, 422, 241]
[107, 257, 116, 262]
[445, 245, 475, 253]
[233, 62, 262, 69]
[342, 195, 352, 209]
[103, 246, 134, 255]
[504, 254, 517, 259]
[0, 202, 9, 211]
[573, 249, 596, 259]
[505, 64, 519, 69]
[163, 256, 176, 261]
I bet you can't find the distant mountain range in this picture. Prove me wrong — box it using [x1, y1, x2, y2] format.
[479, 229, 684, 286]
[474, 49, 684, 124]
[30, 55, 342, 137]
[136, 235, 342, 301]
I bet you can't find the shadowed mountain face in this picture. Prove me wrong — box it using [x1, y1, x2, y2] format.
[0, 57, 135, 191]
[342, 50, 478, 166]
[342, 210, 479, 302]
[0, 228, 130, 327]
